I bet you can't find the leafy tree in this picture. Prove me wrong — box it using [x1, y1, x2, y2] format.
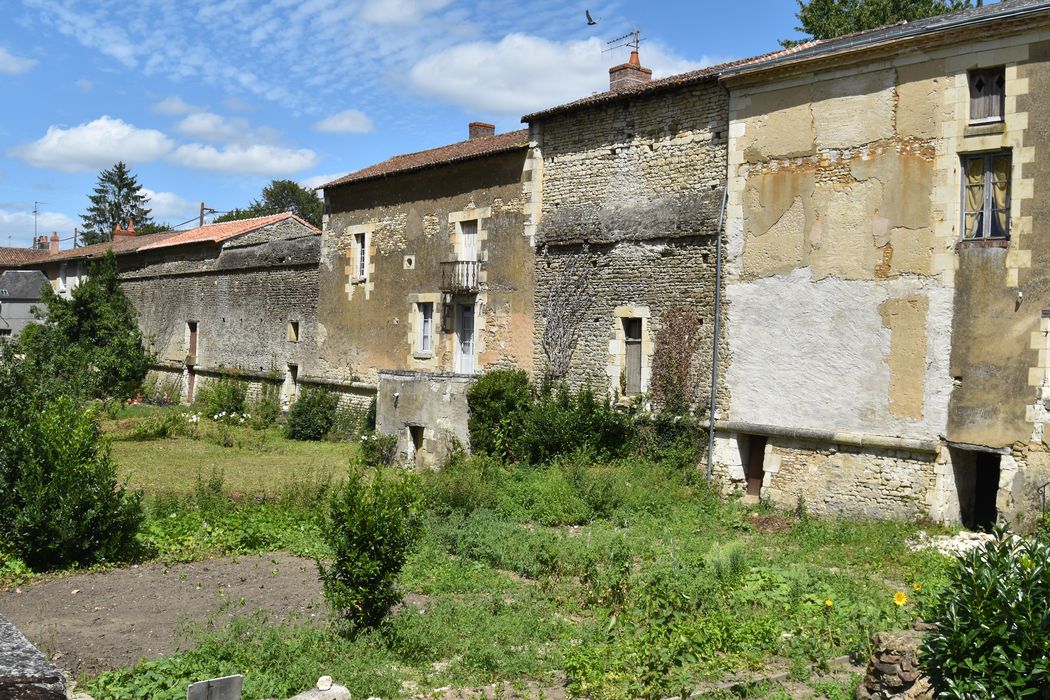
[781, 0, 972, 46]
[80, 161, 156, 245]
[18, 251, 154, 402]
[216, 179, 323, 228]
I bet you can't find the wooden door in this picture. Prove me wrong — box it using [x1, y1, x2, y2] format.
[456, 304, 475, 374]
[623, 318, 642, 395]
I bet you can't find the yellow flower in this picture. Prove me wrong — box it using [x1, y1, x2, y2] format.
[824, 599, 834, 608]
[912, 583, 922, 592]
[893, 591, 908, 607]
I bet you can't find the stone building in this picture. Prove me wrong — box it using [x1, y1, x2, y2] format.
[522, 52, 727, 408]
[30, 213, 321, 404]
[318, 124, 535, 465]
[0, 270, 48, 339]
[713, 0, 1050, 528]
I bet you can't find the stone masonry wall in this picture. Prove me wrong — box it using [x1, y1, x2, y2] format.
[531, 80, 728, 401]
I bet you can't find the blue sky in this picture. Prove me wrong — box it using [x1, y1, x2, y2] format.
[0, 0, 806, 248]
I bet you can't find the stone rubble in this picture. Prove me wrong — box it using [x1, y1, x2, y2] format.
[907, 530, 996, 557]
[855, 630, 933, 700]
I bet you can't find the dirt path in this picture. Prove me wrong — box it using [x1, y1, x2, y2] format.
[0, 552, 324, 678]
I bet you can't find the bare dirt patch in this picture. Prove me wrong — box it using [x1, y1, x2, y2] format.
[0, 552, 324, 678]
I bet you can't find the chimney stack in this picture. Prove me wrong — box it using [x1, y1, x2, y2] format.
[113, 219, 136, 238]
[33, 235, 48, 250]
[49, 231, 59, 254]
[609, 50, 652, 92]
[469, 122, 496, 140]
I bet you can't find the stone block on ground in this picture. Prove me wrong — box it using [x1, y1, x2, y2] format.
[856, 630, 933, 700]
[0, 613, 67, 699]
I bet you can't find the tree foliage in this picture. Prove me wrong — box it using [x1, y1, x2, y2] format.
[216, 179, 323, 228]
[18, 251, 154, 402]
[781, 0, 972, 46]
[80, 161, 156, 245]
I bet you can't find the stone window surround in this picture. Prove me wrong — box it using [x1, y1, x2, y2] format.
[407, 292, 442, 370]
[343, 222, 376, 301]
[958, 148, 1012, 241]
[448, 206, 491, 266]
[606, 305, 652, 400]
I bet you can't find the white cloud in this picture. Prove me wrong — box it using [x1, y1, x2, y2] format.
[140, 188, 196, 220]
[0, 208, 76, 245]
[223, 97, 255, 112]
[313, 109, 374, 134]
[0, 47, 37, 75]
[152, 96, 204, 115]
[173, 112, 280, 144]
[409, 34, 712, 115]
[359, 0, 451, 25]
[169, 143, 318, 175]
[74, 78, 93, 92]
[299, 172, 347, 191]
[8, 116, 175, 173]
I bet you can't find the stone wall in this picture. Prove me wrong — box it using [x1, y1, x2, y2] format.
[530, 80, 728, 401]
[376, 370, 473, 468]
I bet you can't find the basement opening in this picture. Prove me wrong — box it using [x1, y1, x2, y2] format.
[950, 447, 1001, 531]
[739, 434, 767, 498]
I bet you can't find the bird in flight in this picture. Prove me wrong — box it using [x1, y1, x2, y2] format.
[585, 9, 599, 25]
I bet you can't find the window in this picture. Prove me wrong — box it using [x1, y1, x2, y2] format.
[354, 232, 367, 280]
[460, 220, 478, 262]
[962, 152, 1011, 239]
[623, 318, 642, 395]
[288, 320, 300, 343]
[968, 67, 1005, 124]
[418, 302, 434, 354]
[187, 321, 198, 357]
[0, 329, 11, 337]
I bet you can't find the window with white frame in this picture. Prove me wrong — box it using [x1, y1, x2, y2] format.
[968, 67, 1005, 124]
[459, 219, 478, 261]
[354, 232, 367, 280]
[962, 151, 1011, 239]
[418, 302, 434, 354]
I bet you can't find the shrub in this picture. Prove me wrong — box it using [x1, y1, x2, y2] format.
[467, 369, 531, 459]
[327, 404, 366, 442]
[285, 386, 338, 441]
[318, 468, 422, 630]
[359, 431, 398, 468]
[0, 396, 143, 570]
[923, 530, 1050, 696]
[250, 381, 282, 429]
[129, 409, 190, 441]
[196, 374, 247, 417]
[424, 447, 502, 515]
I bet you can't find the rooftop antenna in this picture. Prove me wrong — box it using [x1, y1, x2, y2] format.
[603, 25, 642, 56]
[33, 201, 47, 240]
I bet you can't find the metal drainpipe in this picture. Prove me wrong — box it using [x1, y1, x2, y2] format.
[706, 186, 728, 485]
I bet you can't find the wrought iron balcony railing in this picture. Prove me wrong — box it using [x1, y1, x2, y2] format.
[440, 260, 481, 293]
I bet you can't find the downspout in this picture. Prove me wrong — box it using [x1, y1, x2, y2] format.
[706, 185, 728, 485]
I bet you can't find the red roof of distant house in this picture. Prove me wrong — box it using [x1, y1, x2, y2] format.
[44, 230, 182, 262]
[321, 129, 529, 189]
[137, 212, 318, 251]
[0, 246, 51, 267]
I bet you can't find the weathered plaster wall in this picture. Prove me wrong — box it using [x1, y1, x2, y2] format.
[376, 371, 473, 468]
[531, 81, 727, 400]
[318, 149, 534, 384]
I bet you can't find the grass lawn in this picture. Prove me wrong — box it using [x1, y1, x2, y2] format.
[80, 430, 957, 700]
[104, 406, 355, 495]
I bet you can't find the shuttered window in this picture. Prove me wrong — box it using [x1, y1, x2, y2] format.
[623, 318, 642, 396]
[419, 302, 433, 354]
[968, 68, 1005, 124]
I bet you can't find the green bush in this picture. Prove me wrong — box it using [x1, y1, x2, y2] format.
[318, 468, 422, 630]
[467, 369, 531, 459]
[0, 396, 143, 570]
[424, 447, 502, 515]
[359, 431, 398, 467]
[129, 410, 190, 441]
[250, 381, 282, 429]
[285, 386, 338, 441]
[196, 374, 247, 418]
[327, 404, 366, 442]
[923, 531, 1050, 697]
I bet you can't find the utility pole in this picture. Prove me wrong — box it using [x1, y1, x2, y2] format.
[32, 201, 46, 240]
[73, 227, 79, 248]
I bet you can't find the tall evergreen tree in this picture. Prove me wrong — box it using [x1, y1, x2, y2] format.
[781, 0, 972, 47]
[79, 162, 155, 245]
[215, 179, 323, 228]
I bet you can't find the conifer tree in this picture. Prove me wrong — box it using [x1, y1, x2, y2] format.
[79, 162, 155, 245]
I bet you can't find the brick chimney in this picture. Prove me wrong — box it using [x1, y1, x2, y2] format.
[469, 122, 496, 140]
[49, 231, 59, 254]
[113, 218, 136, 238]
[609, 50, 652, 92]
[33, 235, 48, 250]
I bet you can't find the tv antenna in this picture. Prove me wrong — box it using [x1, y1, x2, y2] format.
[33, 201, 47, 239]
[603, 25, 642, 55]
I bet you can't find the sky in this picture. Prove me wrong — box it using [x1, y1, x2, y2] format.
[0, 0, 807, 248]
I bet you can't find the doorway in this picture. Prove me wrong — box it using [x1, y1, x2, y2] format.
[745, 435, 767, 497]
[456, 303, 475, 374]
[951, 448, 1001, 531]
[409, 425, 425, 468]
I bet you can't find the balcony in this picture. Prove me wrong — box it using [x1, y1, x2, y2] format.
[440, 260, 481, 293]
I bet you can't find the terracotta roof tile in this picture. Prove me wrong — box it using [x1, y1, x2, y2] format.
[0, 246, 51, 267]
[45, 231, 181, 262]
[321, 129, 529, 189]
[137, 212, 318, 251]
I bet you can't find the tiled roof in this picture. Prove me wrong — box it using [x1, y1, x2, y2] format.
[137, 212, 318, 251]
[45, 230, 181, 262]
[520, 46, 813, 122]
[321, 130, 529, 189]
[0, 246, 51, 267]
[722, 0, 1050, 78]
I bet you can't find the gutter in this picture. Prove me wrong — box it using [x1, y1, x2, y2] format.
[714, 420, 940, 454]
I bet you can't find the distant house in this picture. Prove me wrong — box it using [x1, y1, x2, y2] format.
[0, 241, 50, 274]
[0, 269, 48, 339]
[25, 213, 321, 404]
